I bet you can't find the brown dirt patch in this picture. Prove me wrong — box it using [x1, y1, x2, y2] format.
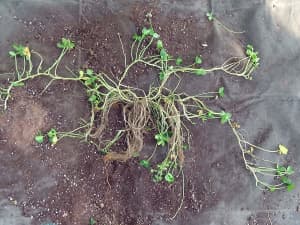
[0, 89, 47, 153]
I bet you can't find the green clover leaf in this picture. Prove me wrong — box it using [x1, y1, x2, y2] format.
[86, 69, 94, 76]
[49, 135, 58, 145]
[47, 128, 57, 138]
[164, 172, 175, 183]
[57, 38, 75, 50]
[152, 33, 160, 39]
[286, 166, 294, 175]
[220, 111, 231, 124]
[176, 57, 183, 66]
[160, 49, 169, 61]
[195, 56, 202, 64]
[35, 133, 44, 144]
[218, 87, 225, 97]
[281, 176, 292, 185]
[159, 71, 166, 81]
[140, 160, 151, 169]
[287, 183, 295, 192]
[155, 132, 170, 146]
[89, 217, 96, 225]
[206, 12, 214, 21]
[133, 33, 142, 41]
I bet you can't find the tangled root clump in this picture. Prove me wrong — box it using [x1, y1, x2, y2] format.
[90, 88, 186, 172]
[100, 99, 150, 161]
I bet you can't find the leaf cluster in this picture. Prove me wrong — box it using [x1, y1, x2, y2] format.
[57, 38, 75, 50]
[133, 27, 160, 41]
[35, 128, 58, 145]
[150, 159, 175, 183]
[246, 45, 260, 67]
[154, 131, 171, 146]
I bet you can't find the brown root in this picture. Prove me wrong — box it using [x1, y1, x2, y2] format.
[162, 98, 185, 167]
[101, 99, 150, 162]
[90, 100, 120, 139]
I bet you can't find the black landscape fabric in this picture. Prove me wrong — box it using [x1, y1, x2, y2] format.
[0, 1, 299, 225]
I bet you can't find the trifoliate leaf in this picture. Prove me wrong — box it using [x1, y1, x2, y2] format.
[206, 12, 214, 21]
[247, 45, 254, 52]
[286, 166, 294, 175]
[218, 87, 225, 97]
[133, 33, 142, 41]
[287, 183, 295, 192]
[142, 27, 152, 36]
[195, 56, 202, 64]
[165, 172, 175, 183]
[281, 176, 292, 185]
[139, 160, 150, 169]
[85, 77, 96, 86]
[276, 165, 286, 175]
[160, 49, 168, 61]
[47, 129, 57, 138]
[35, 135, 44, 144]
[12, 44, 26, 56]
[157, 40, 163, 50]
[49, 135, 58, 145]
[57, 38, 75, 50]
[89, 217, 96, 225]
[176, 57, 183, 66]
[88, 95, 97, 103]
[152, 33, 160, 39]
[86, 69, 94, 76]
[159, 71, 166, 81]
[220, 111, 231, 124]
[155, 133, 169, 146]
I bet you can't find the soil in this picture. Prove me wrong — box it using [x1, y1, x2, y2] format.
[1, 1, 296, 225]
